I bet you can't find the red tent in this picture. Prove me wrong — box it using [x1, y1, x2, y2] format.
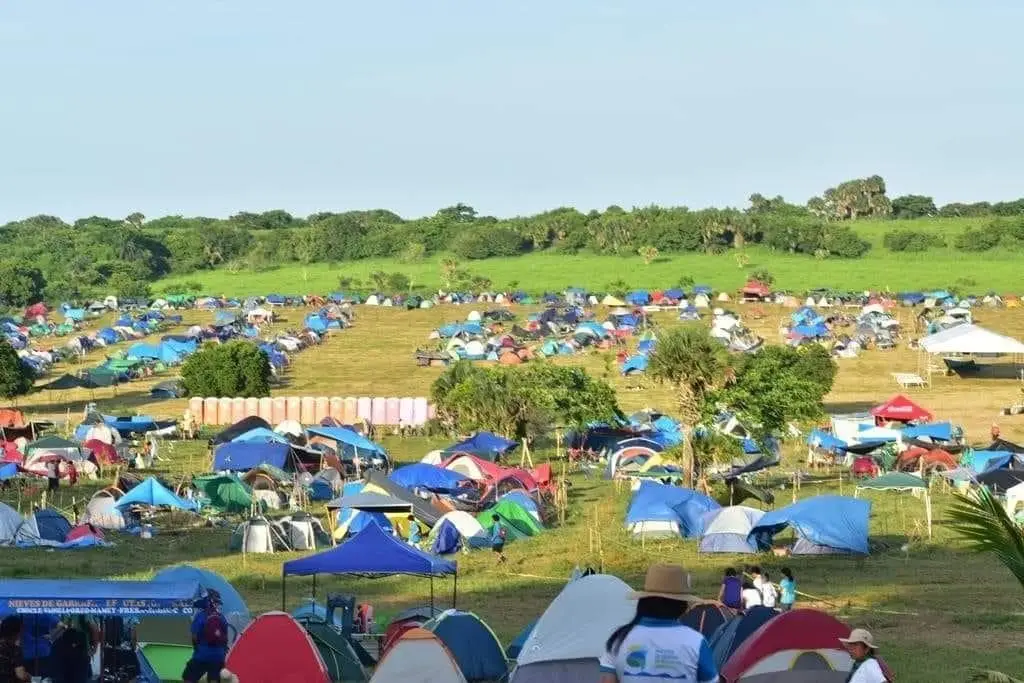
[83, 439, 119, 465]
[870, 394, 933, 424]
[741, 281, 771, 297]
[226, 612, 330, 683]
[721, 608, 893, 682]
[24, 303, 47, 319]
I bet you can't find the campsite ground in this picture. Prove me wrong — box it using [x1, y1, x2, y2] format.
[8, 301, 1024, 681]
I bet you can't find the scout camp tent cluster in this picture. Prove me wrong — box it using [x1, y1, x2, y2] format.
[624, 481, 872, 556]
[0, 502, 106, 549]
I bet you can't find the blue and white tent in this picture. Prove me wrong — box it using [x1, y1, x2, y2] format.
[699, 506, 765, 553]
[625, 481, 720, 540]
[749, 495, 870, 555]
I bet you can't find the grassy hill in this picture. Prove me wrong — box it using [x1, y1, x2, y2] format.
[155, 216, 1012, 295]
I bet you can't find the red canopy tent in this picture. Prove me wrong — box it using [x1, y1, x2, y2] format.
[870, 394, 933, 424]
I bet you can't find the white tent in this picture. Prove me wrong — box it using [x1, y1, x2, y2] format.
[421, 449, 444, 466]
[919, 324, 1024, 355]
[601, 295, 625, 306]
[511, 574, 634, 683]
[699, 506, 765, 553]
[445, 454, 490, 481]
[433, 510, 486, 541]
[370, 627, 466, 683]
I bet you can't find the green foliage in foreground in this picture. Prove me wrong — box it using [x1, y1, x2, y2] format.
[180, 341, 272, 398]
[0, 341, 34, 399]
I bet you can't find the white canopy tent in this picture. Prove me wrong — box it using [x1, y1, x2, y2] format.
[917, 324, 1024, 384]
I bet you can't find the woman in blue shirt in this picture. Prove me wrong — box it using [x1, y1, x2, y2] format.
[406, 515, 421, 548]
[489, 514, 507, 564]
[779, 567, 797, 611]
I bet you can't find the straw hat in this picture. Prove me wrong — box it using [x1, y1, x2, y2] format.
[628, 563, 701, 602]
[839, 628, 878, 649]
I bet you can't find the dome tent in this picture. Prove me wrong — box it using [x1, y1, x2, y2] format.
[422, 610, 508, 681]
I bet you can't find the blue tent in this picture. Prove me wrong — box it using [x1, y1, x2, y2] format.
[389, 464, 469, 493]
[791, 323, 829, 339]
[0, 579, 202, 616]
[430, 519, 462, 555]
[424, 610, 508, 681]
[104, 415, 169, 437]
[791, 306, 824, 326]
[64, 308, 86, 322]
[506, 618, 538, 659]
[499, 491, 541, 521]
[153, 565, 250, 630]
[213, 442, 291, 471]
[663, 288, 685, 300]
[232, 427, 289, 444]
[625, 481, 720, 538]
[33, 508, 71, 543]
[621, 355, 648, 375]
[709, 607, 777, 669]
[304, 313, 328, 333]
[114, 477, 198, 511]
[902, 422, 953, 442]
[97, 328, 119, 344]
[626, 290, 650, 305]
[443, 432, 517, 462]
[125, 343, 181, 364]
[963, 450, 1013, 474]
[807, 429, 847, 452]
[306, 426, 388, 458]
[749, 495, 870, 555]
[282, 522, 456, 577]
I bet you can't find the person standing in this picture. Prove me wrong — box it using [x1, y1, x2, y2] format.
[717, 568, 742, 610]
[182, 591, 228, 683]
[760, 570, 778, 609]
[21, 613, 60, 680]
[839, 629, 889, 682]
[0, 615, 30, 683]
[779, 568, 797, 611]
[599, 563, 717, 683]
[46, 459, 59, 492]
[406, 515, 421, 548]
[740, 580, 763, 611]
[490, 514, 507, 564]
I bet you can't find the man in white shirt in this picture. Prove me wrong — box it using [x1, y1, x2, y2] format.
[839, 629, 889, 682]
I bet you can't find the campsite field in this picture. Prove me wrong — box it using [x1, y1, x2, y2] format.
[152, 216, 1022, 295]
[9, 301, 1024, 680]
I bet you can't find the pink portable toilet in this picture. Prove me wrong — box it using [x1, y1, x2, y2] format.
[218, 398, 233, 425]
[244, 397, 259, 418]
[203, 397, 219, 426]
[272, 398, 287, 424]
[329, 398, 344, 422]
[314, 397, 329, 423]
[258, 398, 274, 423]
[231, 398, 245, 423]
[286, 397, 301, 423]
[371, 398, 387, 426]
[342, 397, 358, 424]
[300, 397, 316, 425]
[188, 397, 205, 424]
[427, 401, 437, 420]
[398, 398, 414, 427]
[412, 398, 429, 427]
[385, 398, 400, 426]
[356, 397, 372, 423]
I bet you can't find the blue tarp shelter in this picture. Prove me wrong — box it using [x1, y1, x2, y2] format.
[902, 422, 953, 442]
[807, 429, 847, 452]
[621, 355, 648, 374]
[213, 442, 291, 471]
[306, 426, 388, 459]
[749, 495, 870, 555]
[389, 464, 469, 493]
[791, 323, 829, 339]
[0, 579, 202, 616]
[963, 450, 1014, 474]
[115, 478, 198, 512]
[443, 432, 517, 462]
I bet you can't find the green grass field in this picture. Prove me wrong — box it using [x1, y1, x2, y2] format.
[7, 299, 1024, 681]
[154, 216, 1014, 295]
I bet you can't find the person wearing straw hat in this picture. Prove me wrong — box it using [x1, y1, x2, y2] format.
[839, 629, 888, 682]
[599, 563, 718, 683]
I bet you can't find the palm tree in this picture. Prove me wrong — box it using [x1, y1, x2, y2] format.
[647, 326, 729, 487]
[948, 488, 1024, 681]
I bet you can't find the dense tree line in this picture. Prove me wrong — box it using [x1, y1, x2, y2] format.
[2, 175, 1023, 305]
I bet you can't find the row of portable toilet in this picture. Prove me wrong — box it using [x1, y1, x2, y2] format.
[187, 396, 436, 427]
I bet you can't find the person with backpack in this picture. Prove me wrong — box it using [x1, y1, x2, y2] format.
[183, 590, 228, 683]
[490, 514, 507, 564]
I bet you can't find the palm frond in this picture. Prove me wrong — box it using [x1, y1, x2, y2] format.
[969, 670, 1024, 683]
[947, 488, 1024, 591]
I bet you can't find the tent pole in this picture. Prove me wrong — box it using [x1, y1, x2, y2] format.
[281, 570, 286, 611]
[430, 577, 434, 612]
[453, 572, 458, 609]
[312, 574, 317, 602]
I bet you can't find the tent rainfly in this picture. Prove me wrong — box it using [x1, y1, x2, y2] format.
[855, 472, 932, 538]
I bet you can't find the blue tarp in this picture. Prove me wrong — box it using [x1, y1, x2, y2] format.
[963, 450, 1013, 474]
[807, 429, 847, 452]
[103, 415, 165, 437]
[626, 290, 651, 305]
[232, 427, 289, 444]
[0, 579, 202, 615]
[389, 464, 469, 493]
[213, 442, 291, 471]
[437, 322, 484, 338]
[306, 426, 387, 457]
[0, 463, 17, 481]
[901, 422, 953, 442]
[152, 565, 249, 628]
[115, 478, 198, 511]
[621, 355, 648, 374]
[749, 495, 870, 554]
[791, 323, 829, 338]
[431, 519, 462, 555]
[443, 432, 517, 462]
[625, 481, 720, 538]
[283, 522, 456, 577]
[125, 343, 182, 364]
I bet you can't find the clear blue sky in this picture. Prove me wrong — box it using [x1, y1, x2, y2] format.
[2, 1, 1023, 222]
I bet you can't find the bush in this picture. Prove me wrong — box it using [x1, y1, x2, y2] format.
[954, 221, 1004, 252]
[749, 269, 774, 285]
[181, 341, 272, 398]
[882, 229, 946, 252]
[451, 228, 526, 260]
[0, 341, 34, 399]
[386, 272, 411, 292]
[822, 226, 871, 258]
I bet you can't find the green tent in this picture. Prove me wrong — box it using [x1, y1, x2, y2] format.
[302, 621, 368, 682]
[193, 473, 254, 513]
[476, 499, 542, 540]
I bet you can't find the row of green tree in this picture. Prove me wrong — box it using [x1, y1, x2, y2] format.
[2, 175, 1022, 306]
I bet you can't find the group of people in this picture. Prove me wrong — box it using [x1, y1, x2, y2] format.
[717, 565, 796, 611]
[599, 562, 891, 683]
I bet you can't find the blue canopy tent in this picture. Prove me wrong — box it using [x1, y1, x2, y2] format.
[281, 522, 457, 611]
[749, 495, 870, 555]
[114, 477, 198, 512]
[442, 431, 518, 463]
[213, 442, 291, 471]
[0, 579, 202, 616]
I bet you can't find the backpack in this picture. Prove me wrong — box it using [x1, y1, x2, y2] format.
[202, 611, 228, 647]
